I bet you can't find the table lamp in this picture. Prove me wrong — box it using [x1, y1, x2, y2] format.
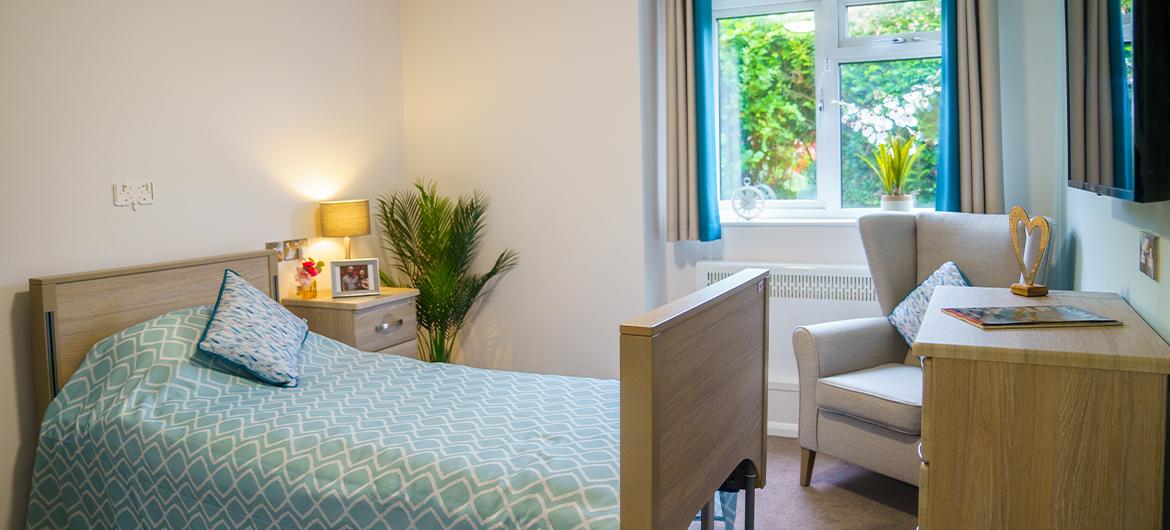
[319, 199, 371, 259]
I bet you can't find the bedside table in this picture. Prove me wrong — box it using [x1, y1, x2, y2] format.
[282, 288, 419, 358]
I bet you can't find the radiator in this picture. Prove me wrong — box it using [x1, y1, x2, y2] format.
[696, 261, 882, 437]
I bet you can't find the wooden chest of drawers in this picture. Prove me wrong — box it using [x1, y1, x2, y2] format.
[283, 288, 419, 357]
[914, 287, 1170, 529]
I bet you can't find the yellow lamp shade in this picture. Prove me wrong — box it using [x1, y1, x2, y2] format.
[319, 199, 371, 238]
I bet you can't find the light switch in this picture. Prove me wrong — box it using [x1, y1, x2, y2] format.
[113, 181, 155, 211]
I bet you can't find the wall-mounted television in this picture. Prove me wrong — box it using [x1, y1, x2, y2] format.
[1066, 0, 1170, 203]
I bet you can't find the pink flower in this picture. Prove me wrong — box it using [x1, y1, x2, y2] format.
[298, 257, 323, 278]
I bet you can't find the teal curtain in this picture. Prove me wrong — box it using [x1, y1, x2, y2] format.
[1107, 0, 1132, 191]
[694, 0, 722, 241]
[936, 0, 960, 212]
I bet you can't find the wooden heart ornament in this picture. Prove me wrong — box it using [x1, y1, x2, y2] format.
[1009, 205, 1050, 296]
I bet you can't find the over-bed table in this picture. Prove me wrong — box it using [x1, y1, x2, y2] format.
[27, 250, 768, 529]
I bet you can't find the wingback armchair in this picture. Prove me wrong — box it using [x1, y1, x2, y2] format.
[792, 211, 1047, 486]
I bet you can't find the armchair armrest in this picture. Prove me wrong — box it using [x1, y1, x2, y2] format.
[792, 316, 910, 450]
[793, 317, 909, 379]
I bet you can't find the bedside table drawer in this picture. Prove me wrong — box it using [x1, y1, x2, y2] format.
[353, 300, 415, 352]
[378, 339, 418, 359]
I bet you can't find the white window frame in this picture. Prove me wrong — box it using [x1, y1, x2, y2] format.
[714, 0, 941, 220]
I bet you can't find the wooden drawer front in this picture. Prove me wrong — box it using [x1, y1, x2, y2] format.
[378, 340, 418, 359]
[918, 463, 929, 529]
[920, 357, 932, 464]
[353, 300, 415, 352]
[927, 359, 1165, 529]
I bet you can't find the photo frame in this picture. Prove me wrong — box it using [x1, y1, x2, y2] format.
[265, 238, 308, 261]
[331, 258, 380, 298]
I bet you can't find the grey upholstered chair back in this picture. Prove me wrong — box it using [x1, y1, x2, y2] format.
[858, 212, 1031, 315]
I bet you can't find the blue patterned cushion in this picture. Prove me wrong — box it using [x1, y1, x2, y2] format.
[198, 269, 307, 386]
[888, 261, 970, 345]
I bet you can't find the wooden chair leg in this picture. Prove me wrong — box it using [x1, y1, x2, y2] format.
[800, 447, 816, 487]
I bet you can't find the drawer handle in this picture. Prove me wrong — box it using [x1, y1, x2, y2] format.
[918, 441, 927, 464]
[375, 319, 404, 334]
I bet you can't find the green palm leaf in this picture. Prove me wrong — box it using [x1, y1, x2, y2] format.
[375, 180, 517, 363]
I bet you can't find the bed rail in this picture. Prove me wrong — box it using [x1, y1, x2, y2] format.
[620, 268, 769, 529]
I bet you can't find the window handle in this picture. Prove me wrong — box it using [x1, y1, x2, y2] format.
[886, 35, 940, 45]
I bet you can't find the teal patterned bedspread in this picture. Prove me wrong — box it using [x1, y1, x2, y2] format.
[26, 307, 622, 529]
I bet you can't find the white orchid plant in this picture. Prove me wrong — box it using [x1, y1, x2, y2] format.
[836, 75, 939, 197]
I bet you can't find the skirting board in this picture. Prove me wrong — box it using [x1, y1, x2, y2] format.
[768, 421, 798, 438]
[768, 378, 799, 438]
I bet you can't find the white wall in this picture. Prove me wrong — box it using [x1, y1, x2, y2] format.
[998, 0, 1071, 288]
[1066, 191, 1170, 336]
[0, 2, 406, 525]
[998, 0, 1066, 222]
[400, 0, 650, 378]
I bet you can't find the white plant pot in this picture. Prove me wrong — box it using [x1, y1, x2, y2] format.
[880, 194, 914, 212]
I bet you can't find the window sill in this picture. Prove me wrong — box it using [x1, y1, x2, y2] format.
[720, 217, 859, 228]
[719, 207, 936, 228]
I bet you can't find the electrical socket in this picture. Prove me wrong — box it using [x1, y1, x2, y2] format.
[113, 181, 155, 211]
[1140, 231, 1158, 281]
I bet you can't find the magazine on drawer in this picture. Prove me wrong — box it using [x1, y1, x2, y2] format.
[942, 305, 1122, 330]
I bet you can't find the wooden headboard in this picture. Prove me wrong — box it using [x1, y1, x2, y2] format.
[29, 250, 278, 416]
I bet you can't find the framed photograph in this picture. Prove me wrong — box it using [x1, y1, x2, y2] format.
[265, 238, 308, 262]
[1140, 231, 1159, 281]
[331, 258, 380, 298]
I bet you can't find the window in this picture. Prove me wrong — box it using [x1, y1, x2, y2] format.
[716, 0, 942, 218]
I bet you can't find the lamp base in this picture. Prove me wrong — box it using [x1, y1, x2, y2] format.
[343, 236, 352, 259]
[1010, 283, 1049, 297]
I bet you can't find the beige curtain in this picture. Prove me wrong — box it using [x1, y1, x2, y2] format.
[1066, 0, 1115, 188]
[664, 0, 699, 241]
[954, 0, 1005, 213]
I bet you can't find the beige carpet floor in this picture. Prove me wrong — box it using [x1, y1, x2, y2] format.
[687, 437, 918, 530]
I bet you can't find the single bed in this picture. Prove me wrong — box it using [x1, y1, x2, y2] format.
[27, 251, 769, 529]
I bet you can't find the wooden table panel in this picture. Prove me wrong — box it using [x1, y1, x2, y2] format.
[915, 287, 1170, 374]
[916, 287, 1170, 529]
[924, 358, 1165, 529]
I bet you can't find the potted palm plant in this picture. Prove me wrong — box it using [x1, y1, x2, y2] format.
[376, 181, 518, 363]
[862, 135, 921, 212]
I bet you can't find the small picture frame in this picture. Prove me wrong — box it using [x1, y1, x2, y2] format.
[331, 258, 380, 298]
[1140, 231, 1159, 281]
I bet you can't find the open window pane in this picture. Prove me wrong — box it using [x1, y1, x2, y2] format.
[846, 1, 941, 38]
[839, 58, 941, 208]
[717, 11, 817, 201]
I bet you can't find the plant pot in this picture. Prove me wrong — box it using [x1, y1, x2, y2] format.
[880, 194, 914, 212]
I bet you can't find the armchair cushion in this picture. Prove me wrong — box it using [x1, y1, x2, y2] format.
[817, 363, 922, 435]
